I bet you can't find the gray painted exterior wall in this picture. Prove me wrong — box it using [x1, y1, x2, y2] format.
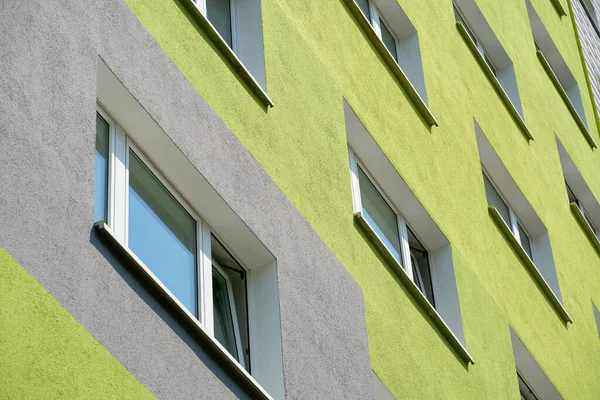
[572, 0, 600, 117]
[0, 0, 373, 398]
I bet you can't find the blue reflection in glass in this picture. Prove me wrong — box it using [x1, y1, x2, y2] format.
[95, 113, 109, 222]
[128, 151, 197, 316]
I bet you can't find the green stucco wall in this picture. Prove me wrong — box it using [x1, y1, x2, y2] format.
[124, 0, 600, 397]
[0, 248, 154, 399]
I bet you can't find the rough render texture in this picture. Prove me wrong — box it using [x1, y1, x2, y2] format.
[123, 0, 600, 398]
[0, 0, 373, 399]
[572, 0, 600, 115]
[0, 248, 155, 399]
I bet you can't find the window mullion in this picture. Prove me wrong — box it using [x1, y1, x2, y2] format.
[509, 208, 521, 242]
[369, 2, 382, 38]
[348, 148, 362, 214]
[200, 221, 214, 335]
[399, 216, 413, 280]
[197, 0, 207, 16]
[230, 0, 238, 53]
[111, 124, 128, 244]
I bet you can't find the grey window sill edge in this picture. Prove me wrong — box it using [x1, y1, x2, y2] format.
[536, 51, 598, 149]
[570, 203, 600, 255]
[93, 221, 274, 400]
[182, 0, 274, 108]
[487, 207, 573, 324]
[456, 23, 534, 142]
[354, 211, 475, 365]
[551, 0, 568, 17]
[345, 0, 439, 127]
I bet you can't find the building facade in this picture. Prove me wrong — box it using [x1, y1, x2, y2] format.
[1, 0, 600, 399]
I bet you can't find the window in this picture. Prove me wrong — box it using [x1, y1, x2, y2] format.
[518, 371, 542, 400]
[483, 171, 533, 260]
[510, 328, 563, 400]
[190, 0, 268, 92]
[96, 60, 284, 398]
[453, 0, 525, 119]
[475, 122, 571, 323]
[567, 182, 598, 234]
[344, 100, 472, 364]
[556, 136, 600, 242]
[527, 0, 592, 145]
[351, 151, 435, 306]
[95, 106, 250, 368]
[353, 0, 430, 106]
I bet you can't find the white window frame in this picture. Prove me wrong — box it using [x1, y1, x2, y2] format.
[212, 260, 246, 368]
[349, 147, 431, 298]
[366, 2, 402, 64]
[97, 103, 248, 371]
[483, 168, 533, 260]
[192, 0, 239, 52]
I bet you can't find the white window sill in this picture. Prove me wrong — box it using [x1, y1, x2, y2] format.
[344, 0, 438, 128]
[488, 207, 573, 324]
[456, 22, 534, 142]
[536, 50, 597, 149]
[94, 221, 274, 400]
[183, 0, 274, 108]
[354, 211, 475, 365]
[570, 202, 600, 255]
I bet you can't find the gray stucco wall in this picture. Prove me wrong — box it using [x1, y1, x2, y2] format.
[0, 0, 373, 398]
[572, 0, 600, 117]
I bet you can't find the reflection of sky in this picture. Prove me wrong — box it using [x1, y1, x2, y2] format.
[94, 151, 107, 222]
[362, 208, 401, 263]
[128, 187, 197, 317]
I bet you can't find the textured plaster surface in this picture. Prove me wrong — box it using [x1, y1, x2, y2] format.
[0, 0, 372, 399]
[0, 248, 154, 399]
[123, 0, 600, 398]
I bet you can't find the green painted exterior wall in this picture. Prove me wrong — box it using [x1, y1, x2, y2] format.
[123, 0, 600, 398]
[0, 248, 154, 399]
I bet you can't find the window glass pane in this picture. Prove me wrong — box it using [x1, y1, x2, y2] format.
[95, 113, 109, 223]
[408, 227, 435, 306]
[128, 151, 197, 316]
[357, 166, 401, 261]
[213, 267, 239, 360]
[207, 0, 233, 48]
[212, 236, 248, 368]
[518, 222, 533, 260]
[483, 173, 511, 225]
[356, 0, 370, 20]
[379, 19, 398, 61]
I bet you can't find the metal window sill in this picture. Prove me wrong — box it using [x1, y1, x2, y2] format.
[94, 221, 273, 400]
[570, 203, 600, 255]
[488, 207, 573, 324]
[536, 50, 597, 149]
[344, 0, 438, 128]
[182, 0, 274, 108]
[354, 211, 475, 365]
[456, 22, 534, 142]
[551, 0, 568, 17]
